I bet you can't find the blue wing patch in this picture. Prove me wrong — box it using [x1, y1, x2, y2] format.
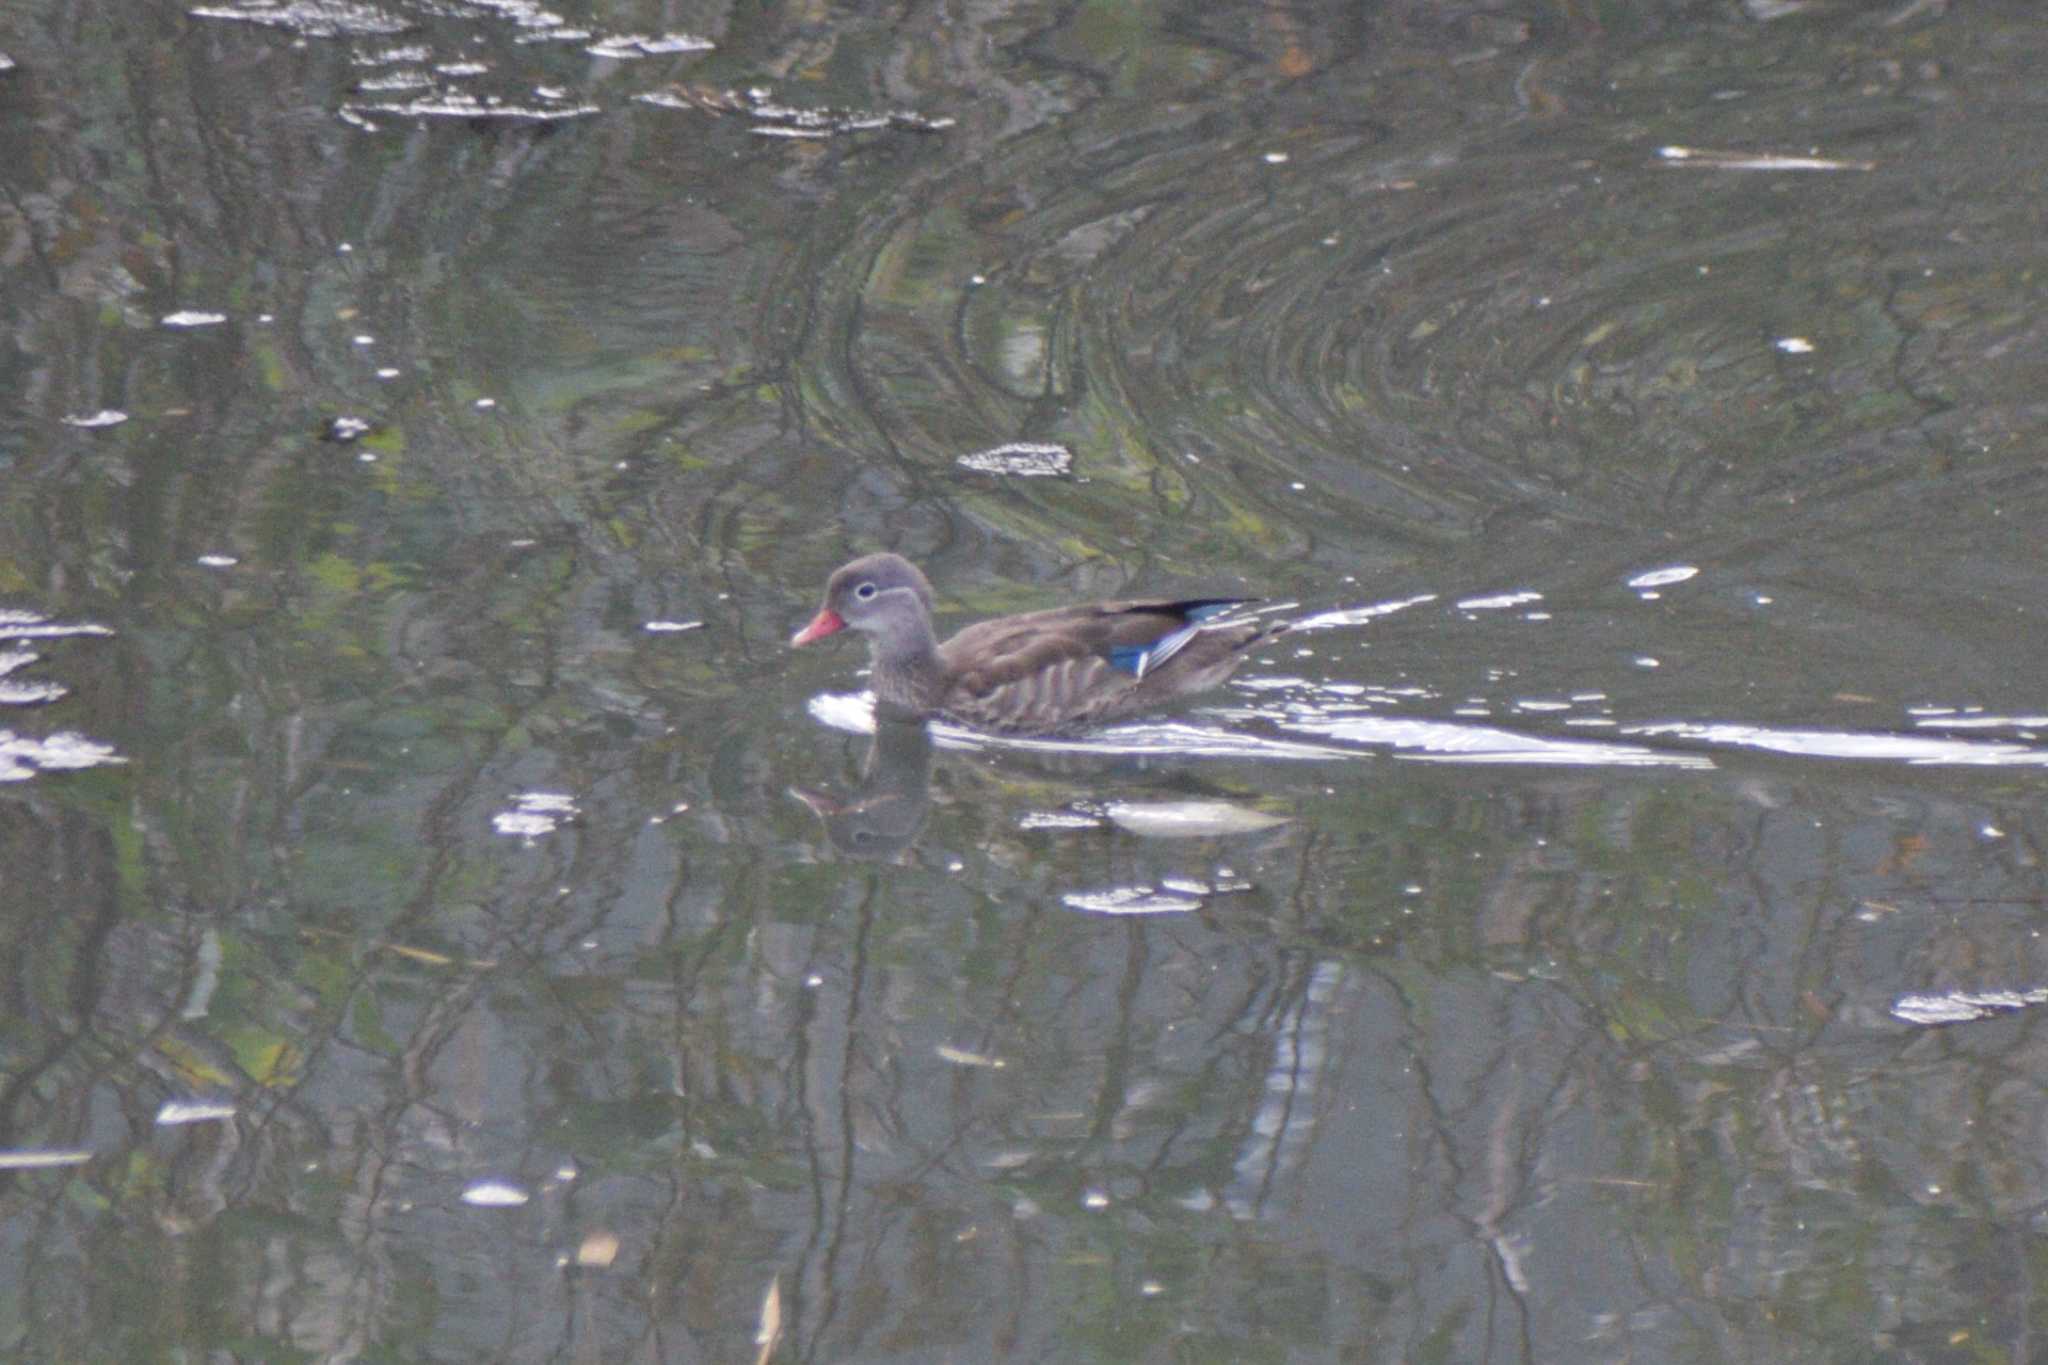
[1108, 642, 1150, 675]
[1110, 604, 1241, 679]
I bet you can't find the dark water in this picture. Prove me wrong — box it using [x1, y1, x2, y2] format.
[4, 0, 2048, 1359]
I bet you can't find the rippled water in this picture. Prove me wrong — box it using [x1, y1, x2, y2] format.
[4, 0, 2048, 1359]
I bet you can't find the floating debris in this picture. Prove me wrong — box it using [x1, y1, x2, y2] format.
[955, 442, 1073, 477]
[60, 409, 129, 429]
[1164, 873, 1254, 895]
[1658, 145, 1874, 172]
[161, 310, 228, 328]
[196, 554, 240, 569]
[324, 415, 373, 442]
[0, 730, 128, 782]
[638, 83, 955, 137]
[189, 1, 411, 37]
[755, 1276, 783, 1365]
[0, 659, 66, 705]
[342, 91, 600, 126]
[577, 1231, 620, 1267]
[1061, 885, 1205, 916]
[643, 619, 704, 633]
[0, 1149, 92, 1170]
[353, 43, 430, 65]
[1774, 336, 1815, 354]
[1892, 988, 2048, 1026]
[935, 1045, 1006, 1069]
[156, 1100, 238, 1126]
[586, 32, 714, 59]
[492, 791, 580, 837]
[513, 26, 592, 45]
[0, 609, 115, 640]
[1626, 565, 1698, 590]
[460, 1180, 530, 1207]
[1455, 589, 1543, 611]
[356, 70, 433, 92]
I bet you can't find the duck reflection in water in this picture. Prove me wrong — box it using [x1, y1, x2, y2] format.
[788, 711, 933, 861]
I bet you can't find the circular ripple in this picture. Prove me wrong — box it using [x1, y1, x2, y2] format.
[776, 6, 2048, 616]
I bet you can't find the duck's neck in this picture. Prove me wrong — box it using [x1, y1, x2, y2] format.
[867, 614, 944, 711]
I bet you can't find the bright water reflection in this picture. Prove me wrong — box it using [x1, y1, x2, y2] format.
[4, 0, 2048, 1360]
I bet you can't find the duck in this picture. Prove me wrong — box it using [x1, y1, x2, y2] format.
[790, 553, 1282, 735]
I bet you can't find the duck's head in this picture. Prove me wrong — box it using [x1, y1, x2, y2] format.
[790, 553, 937, 647]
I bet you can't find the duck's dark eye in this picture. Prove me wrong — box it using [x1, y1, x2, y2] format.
[854, 582, 878, 600]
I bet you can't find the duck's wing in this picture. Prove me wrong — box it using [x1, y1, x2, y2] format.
[935, 599, 1260, 734]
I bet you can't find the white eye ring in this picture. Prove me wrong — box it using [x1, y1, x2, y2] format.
[854, 582, 878, 600]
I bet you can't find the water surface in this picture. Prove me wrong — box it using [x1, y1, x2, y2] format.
[3, 0, 2047, 1359]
